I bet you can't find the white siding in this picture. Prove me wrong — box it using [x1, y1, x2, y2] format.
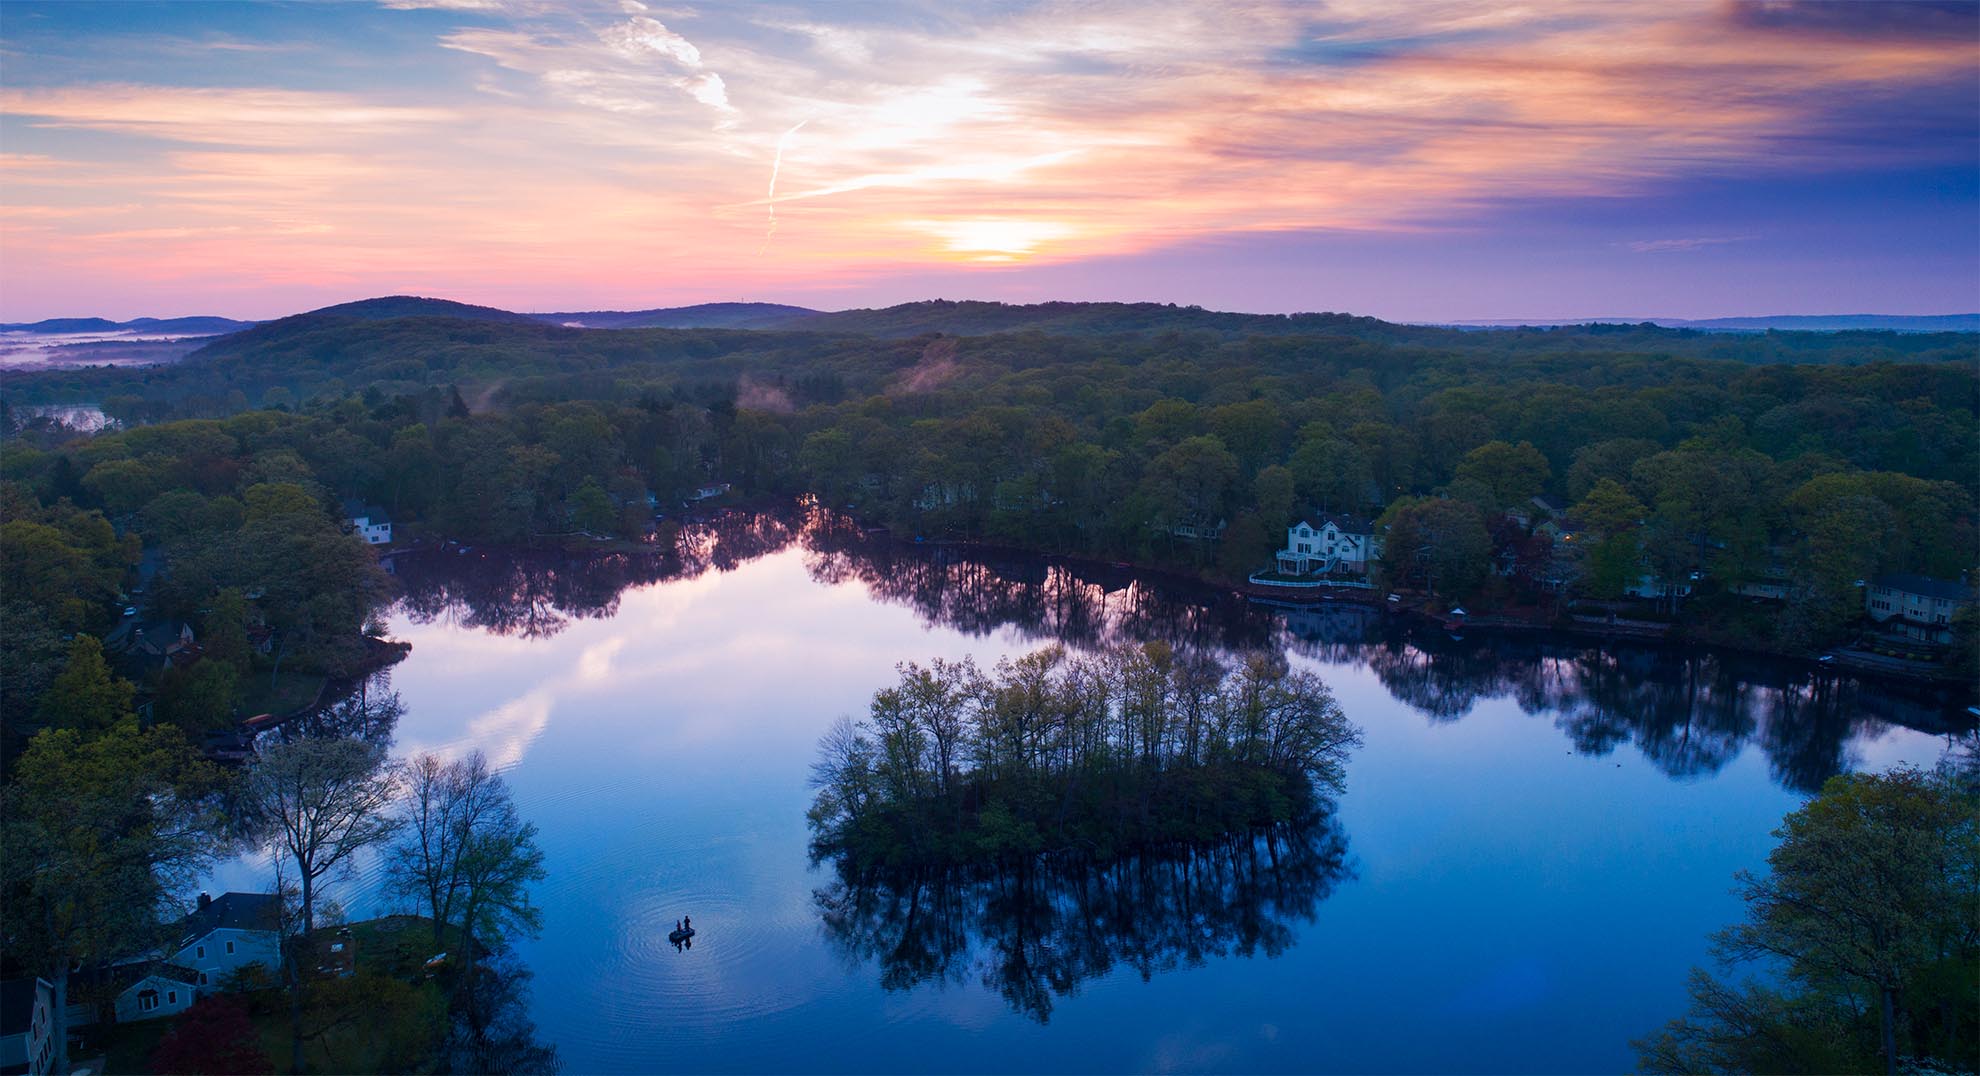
[175, 928, 281, 992]
[113, 976, 195, 1024]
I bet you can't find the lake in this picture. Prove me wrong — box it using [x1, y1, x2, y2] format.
[213, 505, 1972, 1073]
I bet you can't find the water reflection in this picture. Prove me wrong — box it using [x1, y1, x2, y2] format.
[446, 947, 560, 1075]
[382, 502, 1972, 796]
[274, 674, 405, 748]
[814, 812, 1351, 1023]
[1296, 628, 1969, 793]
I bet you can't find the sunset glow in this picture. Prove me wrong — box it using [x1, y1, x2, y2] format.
[1, 0, 1974, 319]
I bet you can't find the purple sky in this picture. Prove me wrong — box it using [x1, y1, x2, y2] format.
[2, 0, 1975, 321]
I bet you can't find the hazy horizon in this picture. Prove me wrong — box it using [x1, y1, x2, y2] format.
[7, 292, 1980, 328]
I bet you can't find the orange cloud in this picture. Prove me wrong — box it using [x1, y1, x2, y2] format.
[1, 0, 1972, 313]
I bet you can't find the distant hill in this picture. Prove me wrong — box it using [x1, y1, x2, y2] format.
[1666, 314, 1980, 333]
[1434, 313, 1980, 333]
[778, 300, 1395, 339]
[122, 316, 262, 335]
[532, 302, 818, 330]
[2, 315, 256, 335]
[302, 296, 543, 325]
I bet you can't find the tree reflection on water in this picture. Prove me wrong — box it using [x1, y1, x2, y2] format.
[813, 811, 1351, 1023]
[384, 500, 1972, 795]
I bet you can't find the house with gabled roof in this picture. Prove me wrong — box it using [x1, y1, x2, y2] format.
[172, 892, 283, 992]
[342, 499, 393, 545]
[1275, 511, 1381, 577]
[101, 618, 199, 674]
[1865, 573, 1973, 644]
[64, 963, 200, 1028]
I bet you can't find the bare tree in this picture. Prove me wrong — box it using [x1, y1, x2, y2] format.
[388, 750, 513, 947]
[241, 736, 401, 934]
[384, 753, 546, 1044]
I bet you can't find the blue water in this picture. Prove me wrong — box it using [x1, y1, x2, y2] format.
[213, 516, 1965, 1073]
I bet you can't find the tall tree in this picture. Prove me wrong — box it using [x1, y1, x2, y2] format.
[34, 634, 135, 734]
[1638, 766, 1979, 1075]
[0, 721, 224, 1074]
[241, 737, 401, 933]
[389, 750, 514, 948]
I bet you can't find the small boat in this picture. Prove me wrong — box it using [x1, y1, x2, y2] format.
[669, 927, 695, 944]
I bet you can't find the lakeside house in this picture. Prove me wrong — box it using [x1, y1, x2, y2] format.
[65, 965, 199, 1028]
[690, 482, 732, 502]
[0, 978, 55, 1076]
[172, 892, 282, 991]
[342, 500, 393, 545]
[1168, 514, 1228, 541]
[1624, 572, 1695, 602]
[63, 892, 283, 1032]
[1865, 573, 1973, 644]
[101, 618, 198, 670]
[1273, 512, 1381, 577]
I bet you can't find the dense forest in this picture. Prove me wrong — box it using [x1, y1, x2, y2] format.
[1, 297, 1975, 754]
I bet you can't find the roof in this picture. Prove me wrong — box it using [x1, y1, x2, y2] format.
[1871, 573, 1971, 602]
[69, 961, 201, 1001]
[180, 892, 281, 945]
[1295, 511, 1375, 535]
[103, 620, 191, 655]
[341, 498, 390, 522]
[1530, 493, 1568, 514]
[0, 978, 46, 1036]
[134, 965, 202, 989]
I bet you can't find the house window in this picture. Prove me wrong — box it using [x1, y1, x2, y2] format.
[196, 945, 205, 958]
[198, 972, 209, 986]
[167, 991, 177, 1005]
[225, 941, 235, 954]
[138, 991, 159, 1012]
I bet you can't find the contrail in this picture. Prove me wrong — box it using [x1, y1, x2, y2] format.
[759, 119, 809, 254]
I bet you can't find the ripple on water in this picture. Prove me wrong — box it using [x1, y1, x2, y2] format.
[555, 870, 820, 1066]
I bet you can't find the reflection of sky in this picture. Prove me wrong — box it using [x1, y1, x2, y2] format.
[212, 548, 1954, 1072]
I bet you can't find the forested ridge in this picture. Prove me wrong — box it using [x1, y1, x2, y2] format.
[2, 298, 1975, 733]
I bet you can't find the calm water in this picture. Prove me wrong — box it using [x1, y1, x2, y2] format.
[216, 507, 1971, 1073]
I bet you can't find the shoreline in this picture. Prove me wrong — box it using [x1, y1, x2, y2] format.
[376, 500, 1973, 697]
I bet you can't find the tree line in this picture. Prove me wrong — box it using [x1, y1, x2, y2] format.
[6, 311, 1972, 668]
[807, 642, 1362, 871]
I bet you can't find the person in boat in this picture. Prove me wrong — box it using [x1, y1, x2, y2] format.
[683, 914, 692, 932]
[674, 919, 682, 934]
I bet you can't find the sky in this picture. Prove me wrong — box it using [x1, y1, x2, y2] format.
[1, 0, 1975, 322]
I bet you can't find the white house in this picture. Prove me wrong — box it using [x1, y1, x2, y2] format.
[66, 964, 200, 1028]
[1625, 573, 1695, 601]
[0, 978, 55, 1076]
[112, 967, 199, 1024]
[1865, 573, 1972, 644]
[173, 892, 283, 992]
[343, 500, 393, 544]
[1274, 512, 1381, 576]
[1169, 515, 1227, 541]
